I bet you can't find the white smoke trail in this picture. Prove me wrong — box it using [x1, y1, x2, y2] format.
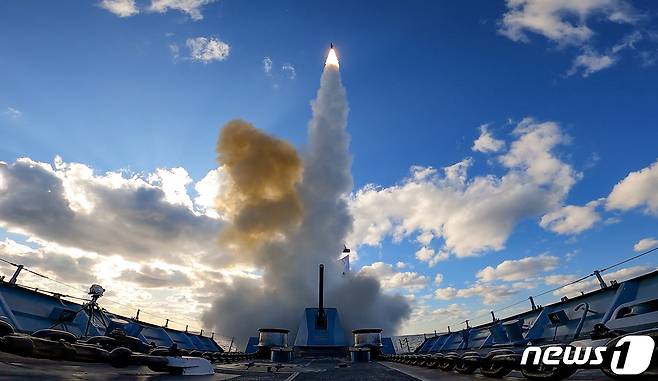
[202, 55, 410, 348]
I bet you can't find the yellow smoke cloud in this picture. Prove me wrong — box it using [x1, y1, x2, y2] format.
[215, 120, 303, 250]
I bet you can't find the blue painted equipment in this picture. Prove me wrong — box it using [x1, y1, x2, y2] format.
[293, 264, 347, 353]
[0, 282, 222, 353]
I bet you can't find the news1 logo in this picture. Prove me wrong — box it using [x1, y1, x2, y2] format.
[521, 335, 655, 375]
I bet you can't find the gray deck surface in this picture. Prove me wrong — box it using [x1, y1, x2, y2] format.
[0, 352, 232, 381]
[0, 353, 415, 380]
[380, 361, 612, 381]
[0, 352, 615, 380]
[215, 358, 418, 380]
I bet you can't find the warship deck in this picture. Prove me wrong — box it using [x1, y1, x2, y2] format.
[0, 352, 612, 380]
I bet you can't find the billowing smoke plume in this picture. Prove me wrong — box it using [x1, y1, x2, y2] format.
[215, 120, 303, 253]
[203, 56, 410, 347]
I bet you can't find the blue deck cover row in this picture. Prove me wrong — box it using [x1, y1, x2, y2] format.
[415, 269, 658, 354]
[0, 282, 223, 352]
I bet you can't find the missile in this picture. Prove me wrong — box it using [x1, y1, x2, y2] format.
[325, 43, 339, 67]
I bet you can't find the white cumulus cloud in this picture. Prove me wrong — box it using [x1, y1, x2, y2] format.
[455, 282, 534, 305]
[359, 262, 428, 292]
[634, 237, 658, 252]
[544, 273, 579, 286]
[0, 157, 222, 264]
[434, 279, 536, 305]
[568, 49, 616, 77]
[477, 254, 559, 282]
[404, 302, 469, 334]
[499, 0, 639, 47]
[186, 37, 230, 63]
[149, 0, 216, 21]
[193, 167, 226, 219]
[349, 117, 580, 257]
[100, 0, 217, 21]
[540, 200, 602, 235]
[549, 266, 655, 297]
[148, 167, 194, 210]
[606, 159, 658, 215]
[99, 0, 139, 17]
[434, 287, 457, 300]
[472, 124, 505, 153]
[499, 1, 645, 77]
[415, 247, 449, 267]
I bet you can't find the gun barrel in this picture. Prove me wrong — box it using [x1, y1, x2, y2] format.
[318, 264, 324, 313]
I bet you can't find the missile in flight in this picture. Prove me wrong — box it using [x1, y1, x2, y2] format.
[325, 43, 339, 67]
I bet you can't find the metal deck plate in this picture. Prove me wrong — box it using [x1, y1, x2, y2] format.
[380, 361, 613, 381]
[0, 352, 617, 380]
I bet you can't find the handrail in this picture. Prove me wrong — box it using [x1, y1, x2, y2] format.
[0, 254, 219, 339]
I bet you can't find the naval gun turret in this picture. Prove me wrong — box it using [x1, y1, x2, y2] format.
[293, 264, 347, 356]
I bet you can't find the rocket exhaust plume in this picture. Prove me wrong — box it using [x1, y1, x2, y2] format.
[203, 45, 410, 347]
[325, 47, 339, 68]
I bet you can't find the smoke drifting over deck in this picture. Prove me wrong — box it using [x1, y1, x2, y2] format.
[202, 47, 410, 345]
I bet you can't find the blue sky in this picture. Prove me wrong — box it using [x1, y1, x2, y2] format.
[1, 0, 658, 335]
